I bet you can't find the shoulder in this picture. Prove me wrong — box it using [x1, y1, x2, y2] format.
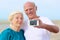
[1, 28, 10, 33]
[39, 16, 49, 20]
[0, 28, 15, 40]
[0, 28, 11, 39]
[40, 16, 55, 25]
[0, 28, 13, 35]
[39, 16, 51, 21]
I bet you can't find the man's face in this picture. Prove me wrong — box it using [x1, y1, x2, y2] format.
[24, 3, 37, 19]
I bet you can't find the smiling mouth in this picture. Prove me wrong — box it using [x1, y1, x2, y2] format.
[29, 13, 32, 15]
[19, 22, 22, 24]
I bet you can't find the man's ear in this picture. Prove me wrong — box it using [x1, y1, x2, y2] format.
[36, 6, 37, 10]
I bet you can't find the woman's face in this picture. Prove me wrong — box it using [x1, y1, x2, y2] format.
[11, 13, 23, 28]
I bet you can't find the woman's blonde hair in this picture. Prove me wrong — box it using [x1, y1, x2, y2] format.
[8, 11, 23, 22]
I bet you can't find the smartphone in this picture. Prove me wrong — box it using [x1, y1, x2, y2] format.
[29, 19, 39, 26]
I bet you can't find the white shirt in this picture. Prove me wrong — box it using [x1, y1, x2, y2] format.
[22, 16, 55, 40]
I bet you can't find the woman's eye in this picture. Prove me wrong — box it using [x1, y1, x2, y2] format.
[16, 17, 18, 19]
[20, 18, 23, 20]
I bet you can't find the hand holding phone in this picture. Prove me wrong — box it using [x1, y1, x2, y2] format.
[29, 19, 39, 26]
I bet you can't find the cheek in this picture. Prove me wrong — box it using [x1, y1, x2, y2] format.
[12, 19, 17, 24]
[20, 20, 23, 24]
[25, 12, 28, 15]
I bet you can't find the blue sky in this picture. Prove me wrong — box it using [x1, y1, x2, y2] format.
[0, 0, 60, 20]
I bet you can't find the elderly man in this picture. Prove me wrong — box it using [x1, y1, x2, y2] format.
[22, 1, 59, 40]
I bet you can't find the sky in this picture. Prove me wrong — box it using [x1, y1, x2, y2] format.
[0, 0, 60, 20]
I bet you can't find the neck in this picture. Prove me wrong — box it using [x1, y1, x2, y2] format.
[29, 15, 39, 20]
[10, 24, 20, 32]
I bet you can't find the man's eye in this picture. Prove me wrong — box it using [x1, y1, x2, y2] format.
[25, 9, 28, 11]
[29, 9, 32, 10]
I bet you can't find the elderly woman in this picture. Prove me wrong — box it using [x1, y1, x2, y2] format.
[0, 11, 25, 40]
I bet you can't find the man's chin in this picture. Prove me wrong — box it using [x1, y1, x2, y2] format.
[28, 16, 34, 19]
[29, 17, 34, 19]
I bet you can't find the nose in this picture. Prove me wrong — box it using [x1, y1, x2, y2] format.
[18, 18, 22, 22]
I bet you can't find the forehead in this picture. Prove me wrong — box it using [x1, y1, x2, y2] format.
[14, 13, 23, 17]
[24, 2, 35, 9]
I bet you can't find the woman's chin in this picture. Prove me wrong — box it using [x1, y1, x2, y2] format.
[17, 24, 21, 27]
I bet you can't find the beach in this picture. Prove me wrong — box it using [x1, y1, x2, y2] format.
[0, 20, 60, 40]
